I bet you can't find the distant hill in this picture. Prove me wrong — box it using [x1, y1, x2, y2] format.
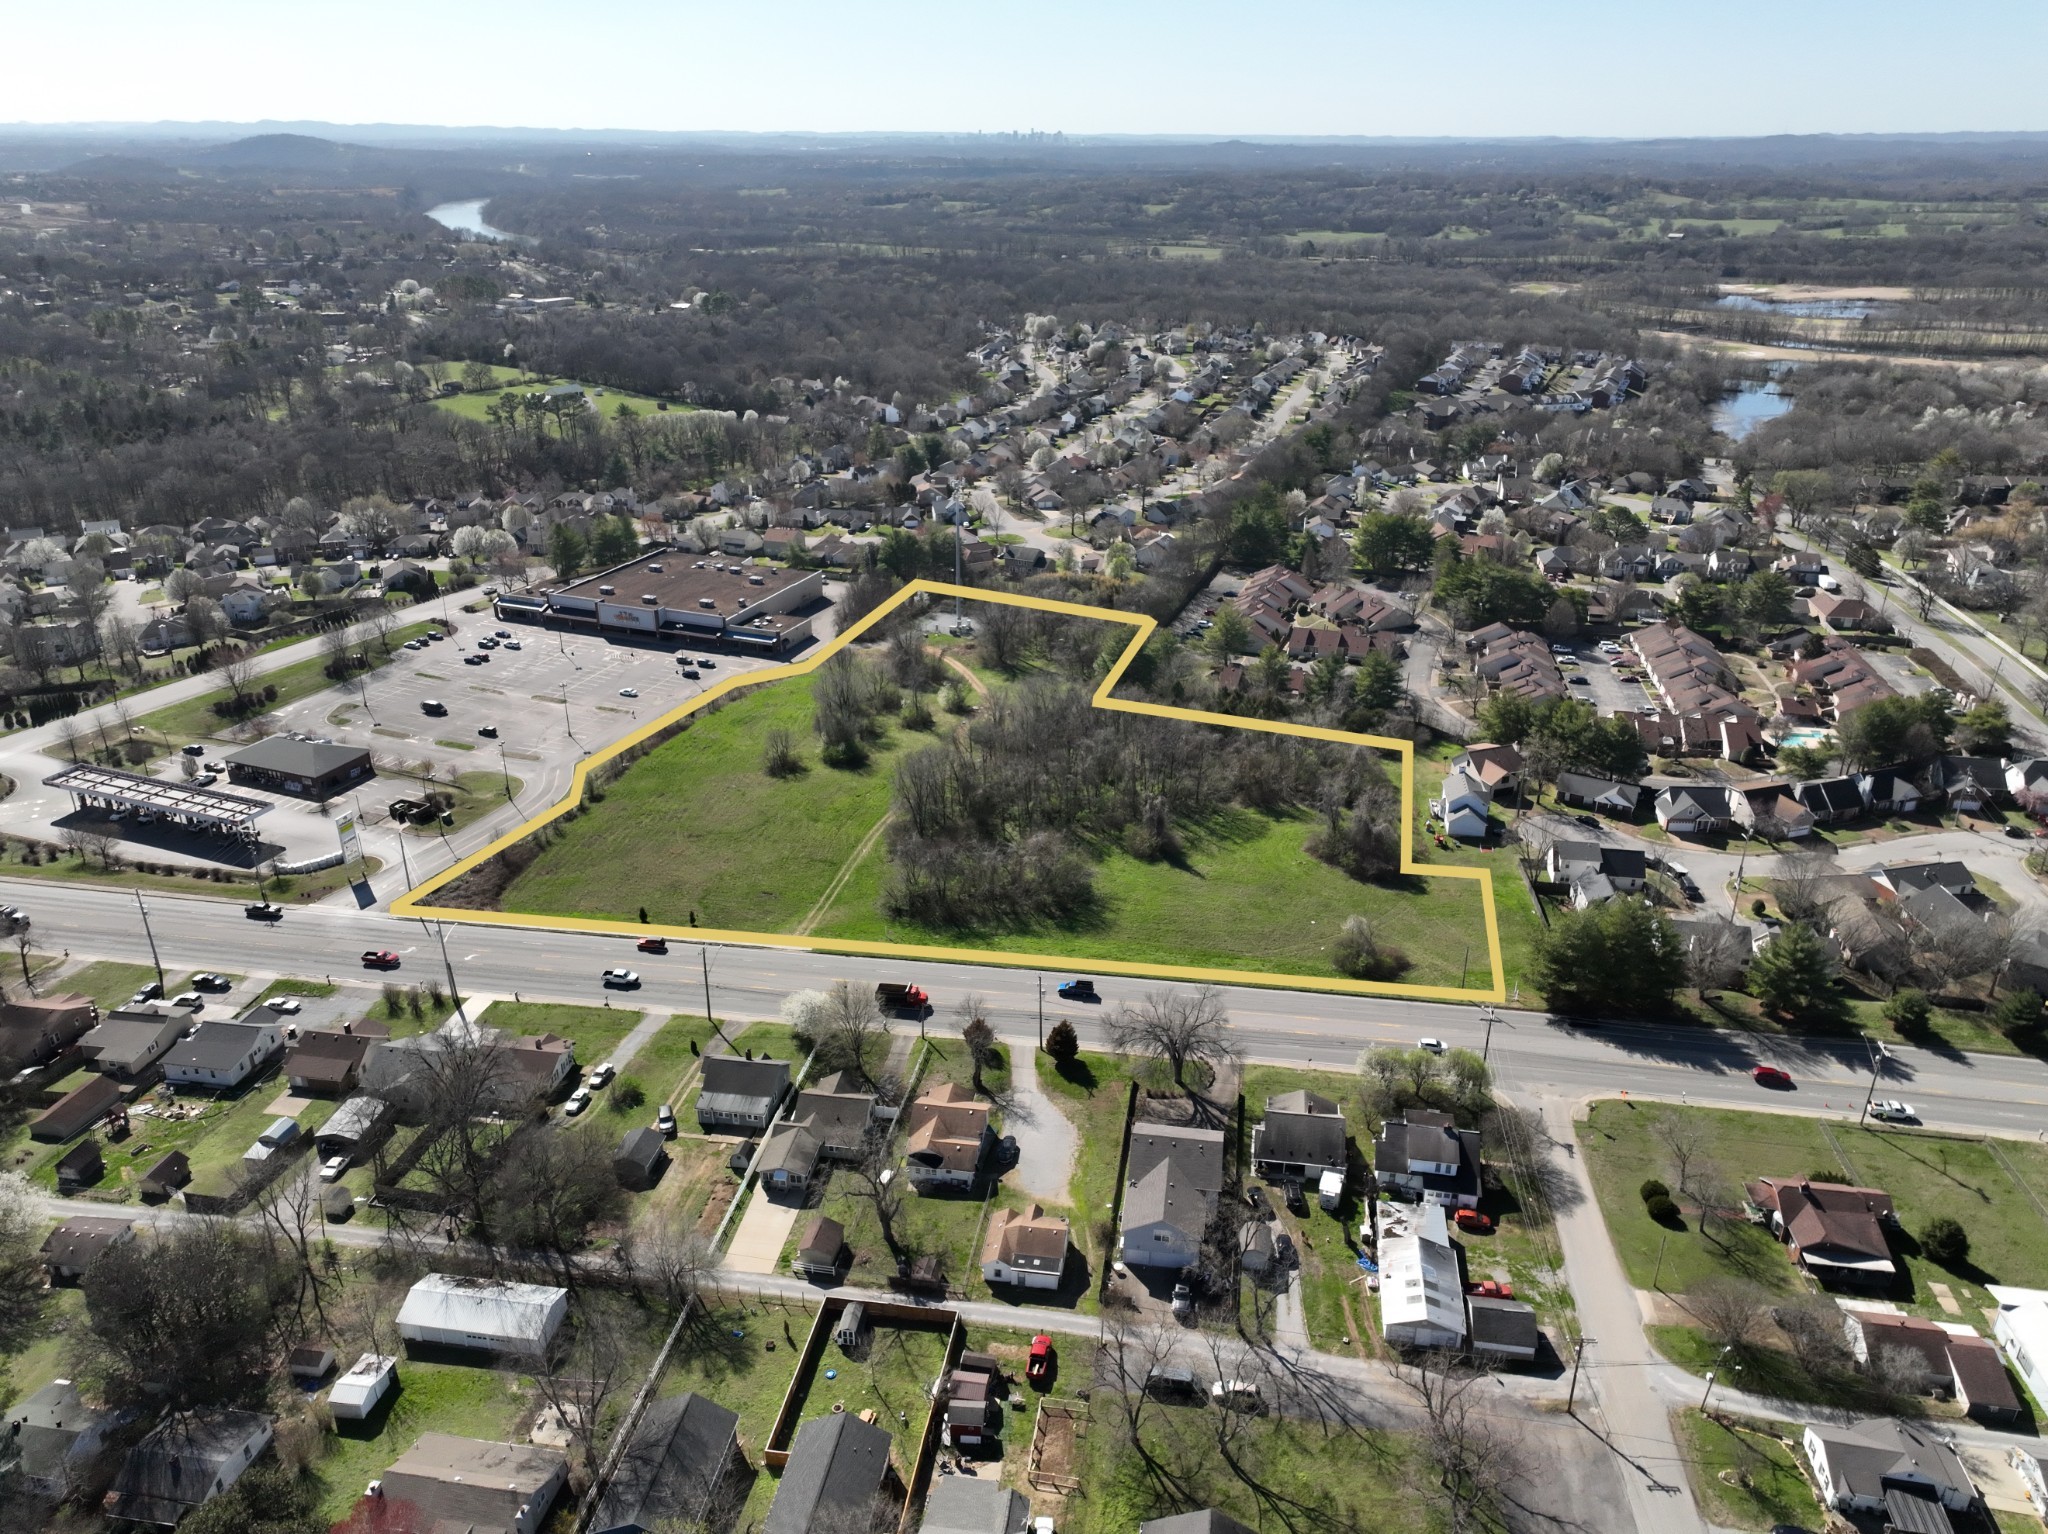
[194, 133, 355, 169]
[59, 153, 175, 180]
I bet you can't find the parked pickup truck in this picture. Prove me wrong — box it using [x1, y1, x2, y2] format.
[875, 982, 929, 1012]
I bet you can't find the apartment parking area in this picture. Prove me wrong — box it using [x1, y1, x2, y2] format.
[1552, 642, 1654, 716]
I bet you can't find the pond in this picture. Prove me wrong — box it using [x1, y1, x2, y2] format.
[1714, 293, 1885, 320]
[425, 199, 522, 242]
[1713, 378, 1796, 441]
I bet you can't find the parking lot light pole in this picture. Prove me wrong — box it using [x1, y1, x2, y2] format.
[499, 741, 513, 801]
[133, 890, 165, 992]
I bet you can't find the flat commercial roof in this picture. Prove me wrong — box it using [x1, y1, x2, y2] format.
[551, 552, 812, 616]
[42, 763, 272, 830]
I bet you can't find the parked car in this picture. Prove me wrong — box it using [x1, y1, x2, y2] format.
[181, 743, 206, 756]
[1211, 1379, 1263, 1413]
[268, 996, 303, 1015]
[1056, 978, 1099, 1002]
[1870, 1100, 1917, 1122]
[504, 640, 522, 650]
[1274, 1233, 1297, 1267]
[361, 950, 400, 969]
[1245, 1184, 1270, 1215]
[319, 1154, 350, 1182]
[698, 657, 716, 668]
[589, 1061, 616, 1088]
[171, 992, 204, 1010]
[619, 687, 639, 698]
[1573, 813, 1601, 830]
[477, 725, 498, 738]
[1027, 1335, 1055, 1386]
[636, 936, 668, 954]
[601, 968, 640, 988]
[421, 699, 447, 715]
[1454, 1209, 1495, 1234]
[1752, 1063, 1792, 1088]
[1467, 1279, 1515, 1298]
[495, 629, 511, 639]
[563, 1088, 591, 1117]
[191, 973, 230, 991]
[681, 666, 700, 678]
[656, 1104, 677, 1137]
[131, 981, 163, 1003]
[1417, 1038, 1446, 1054]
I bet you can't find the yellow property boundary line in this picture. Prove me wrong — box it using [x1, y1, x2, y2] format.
[392, 580, 1507, 1003]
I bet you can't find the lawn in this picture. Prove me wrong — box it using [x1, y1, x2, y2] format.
[1067, 1399, 1415, 1534]
[476, 1000, 642, 1064]
[1583, 1099, 2048, 1325]
[677, 1021, 806, 1122]
[310, 1358, 530, 1526]
[492, 641, 1500, 992]
[432, 377, 682, 423]
[0, 1285, 86, 1403]
[57, 958, 178, 1009]
[610, 1014, 720, 1110]
[1037, 1050, 1135, 1288]
[498, 671, 915, 933]
[400, 769, 523, 836]
[259, 977, 339, 1003]
[1673, 1410, 1820, 1532]
[0, 840, 375, 907]
[1240, 1064, 1375, 1350]
[133, 620, 439, 745]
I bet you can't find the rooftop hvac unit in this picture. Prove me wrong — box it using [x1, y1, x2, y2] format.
[647, 562, 663, 572]
[748, 574, 764, 585]
[698, 597, 717, 609]
[641, 593, 658, 605]
[598, 585, 615, 596]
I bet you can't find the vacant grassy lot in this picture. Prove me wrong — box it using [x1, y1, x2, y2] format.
[1069, 1399, 1415, 1534]
[1583, 1099, 2048, 1323]
[499, 672, 916, 932]
[311, 1358, 530, 1526]
[1674, 1411, 1819, 1532]
[433, 376, 682, 423]
[59, 958, 178, 1009]
[1037, 1050, 1134, 1287]
[476, 1000, 641, 1064]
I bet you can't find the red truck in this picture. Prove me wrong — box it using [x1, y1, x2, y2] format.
[1026, 1334, 1054, 1387]
[875, 982, 929, 1012]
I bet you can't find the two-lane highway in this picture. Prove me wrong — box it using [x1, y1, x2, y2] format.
[19, 876, 2048, 1137]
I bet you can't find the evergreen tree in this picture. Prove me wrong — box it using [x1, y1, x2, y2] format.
[1747, 923, 1848, 1027]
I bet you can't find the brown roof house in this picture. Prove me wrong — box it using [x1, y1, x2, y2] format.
[39, 1215, 134, 1283]
[1843, 1308, 2022, 1423]
[901, 1081, 991, 1191]
[284, 1028, 369, 1096]
[0, 992, 96, 1074]
[53, 1138, 105, 1194]
[1747, 1176, 1897, 1288]
[29, 1074, 122, 1142]
[364, 1432, 568, 1534]
[980, 1204, 1070, 1291]
[77, 1007, 185, 1081]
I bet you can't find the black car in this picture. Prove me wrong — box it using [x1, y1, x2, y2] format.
[1245, 1185, 1270, 1215]
[1283, 1182, 1308, 1215]
[1275, 1233, 1298, 1267]
[244, 903, 282, 921]
[1573, 813, 1601, 830]
[1057, 978, 1099, 1002]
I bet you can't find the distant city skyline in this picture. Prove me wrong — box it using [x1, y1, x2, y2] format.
[11, 0, 2046, 140]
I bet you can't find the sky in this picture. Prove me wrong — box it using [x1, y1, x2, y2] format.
[12, 0, 2047, 139]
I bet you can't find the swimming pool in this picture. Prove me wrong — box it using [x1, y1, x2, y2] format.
[1778, 727, 1833, 749]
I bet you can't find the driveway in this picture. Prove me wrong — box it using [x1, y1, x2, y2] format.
[999, 1037, 1077, 1204]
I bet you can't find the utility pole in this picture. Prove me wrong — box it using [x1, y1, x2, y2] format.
[133, 890, 164, 992]
[1699, 1346, 1732, 1411]
[1037, 975, 1045, 1050]
[499, 740, 513, 800]
[701, 944, 733, 1051]
[1858, 1041, 1888, 1126]
[430, 920, 467, 1026]
[1566, 1335, 1594, 1416]
[1480, 1005, 1498, 1065]
[1653, 1228, 1669, 1290]
[952, 508, 966, 634]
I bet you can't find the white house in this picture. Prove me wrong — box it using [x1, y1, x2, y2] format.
[395, 1274, 568, 1359]
[1801, 1418, 1974, 1522]
[980, 1204, 1071, 1291]
[1377, 1202, 1466, 1350]
[1430, 768, 1491, 841]
[161, 1020, 283, 1090]
[1993, 1285, 2048, 1412]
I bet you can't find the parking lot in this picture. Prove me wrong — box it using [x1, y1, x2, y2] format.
[1553, 642, 1653, 716]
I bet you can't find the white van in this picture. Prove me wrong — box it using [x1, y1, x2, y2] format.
[1211, 1379, 1263, 1413]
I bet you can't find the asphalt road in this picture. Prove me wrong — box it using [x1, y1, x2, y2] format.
[22, 877, 2048, 1137]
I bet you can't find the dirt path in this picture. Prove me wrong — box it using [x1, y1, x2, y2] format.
[793, 811, 892, 936]
[934, 651, 989, 698]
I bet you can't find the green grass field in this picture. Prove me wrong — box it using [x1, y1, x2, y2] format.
[475, 1000, 641, 1064]
[1673, 1411, 1819, 1532]
[134, 620, 438, 744]
[493, 655, 1497, 990]
[311, 1359, 530, 1526]
[432, 376, 682, 423]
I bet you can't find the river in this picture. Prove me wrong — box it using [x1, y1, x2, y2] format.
[425, 199, 522, 242]
[1713, 293, 1884, 321]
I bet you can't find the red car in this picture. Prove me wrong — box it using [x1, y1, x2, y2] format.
[1453, 1209, 1494, 1234]
[1026, 1334, 1054, 1387]
[1752, 1064, 1792, 1087]
[636, 937, 668, 954]
[361, 950, 400, 969]
[1466, 1279, 1515, 1299]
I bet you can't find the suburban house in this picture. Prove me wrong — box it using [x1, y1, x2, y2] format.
[902, 1081, 992, 1190]
[362, 1028, 574, 1117]
[370, 1433, 568, 1534]
[30, 1074, 122, 1142]
[6, 1381, 115, 1501]
[1802, 1417, 1976, 1530]
[1870, 861, 1975, 901]
[1795, 775, 1867, 825]
[1742, 786, 1815, 837]
[1746, 1176, 1897, 1288]
[75, 1008, 184, 1081]
[1935, 755, 2007, 812]
[1841, 1308, 2022, 1422]
[1120, 1122, 1227, 1269]
[917, 1476, 1031, 1534]
[1250, 1089, 1348, 1183]
[1554, 772, 1642, 816]
[1378, 1201, 1466, 1350]
[791, 1215, 847, 1281]
[593, 1393, 746, 1534]
[980, 1204, 1071, 1290]
[162, 1018, 283, 1090]
[1431, 767, 1492, 841]
[0, 993, 96, 1074]
[139, 1150, 191, 1201]
[1373, 1110, 1481, 1209]
[104, 1410, 273, 1527]
[757, 1073, 877, 1196]
[1543, 841, 1649, 906]
[395, 1274, 569, 1359]
[615, 1126, 669, 1190]
[1469, 1295, 1542, 1363]
[283, 1028, 369, 1095]
[1653, 785, 1744, 836]
[694, 1053, 792, 1133]
[1140, 1514, 1257, 1534]
[1452, 742, 1523, 797]
[55, 1139, 104, 1194]
[1859, 768, 1925, 816]
[39, 1215, 134, 1283]
[764, 1413, 904, 1534]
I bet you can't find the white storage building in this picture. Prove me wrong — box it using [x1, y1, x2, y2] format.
[1377, 1201, 1466, 1350]
[327, 1353, 398, 1420]
[395, 1274, 568, 1358]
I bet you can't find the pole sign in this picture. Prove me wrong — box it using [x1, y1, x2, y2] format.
[335, 809, 362, 864]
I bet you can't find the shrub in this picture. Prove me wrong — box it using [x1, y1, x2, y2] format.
[762, 726, 804, 778]
[1922, 1215, 1970, 1267]
[611, 1078, 647, 1112]
[1646, 1194, 1681, 1225]
[1331, 914, 1410, 980]
[1883, 989, 1932, 1034]
[1639, 1178, 1670, 1203]
[1044, 1019, 1079, 1064]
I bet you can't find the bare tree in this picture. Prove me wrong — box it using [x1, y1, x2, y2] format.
[487, 1120, 623, 1284]
[253, 1159, 340, 1339]
[1688, 1276, 1768, 1351]
[813, 979, 888, 1090]
[320, 622, 353, 679]
[1108, 986, 1235, 1094]
[1771, 849, 1835, 924]
[842, 1127, 909, 1263]
[1398, 1350, 1523, 1534]
[1684, 919, 1754, 994]
[629, 1208, 716, 1315]
[1776, 1298, 1852, 1380]
[1651, 1111, 1711, 1206]
[212, 645, 258, 712]
[533, 1296, 630, 1483]
[0, 1174, 46, 1355]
